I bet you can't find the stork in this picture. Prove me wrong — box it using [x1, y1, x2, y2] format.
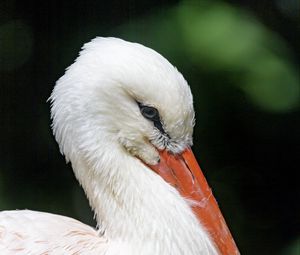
[0, 37, 239, 254]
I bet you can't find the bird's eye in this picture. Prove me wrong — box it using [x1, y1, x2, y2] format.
[137, 101, 169, 137]
[137, 102, 160, 121]
[140, 106, 159, 121]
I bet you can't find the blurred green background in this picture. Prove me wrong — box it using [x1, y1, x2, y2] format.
[0, 0, 299, 254]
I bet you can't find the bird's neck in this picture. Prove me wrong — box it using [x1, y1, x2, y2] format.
[71, 146, 217, 255]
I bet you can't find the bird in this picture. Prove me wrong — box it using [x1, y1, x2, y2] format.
[0, 37, 239, 255]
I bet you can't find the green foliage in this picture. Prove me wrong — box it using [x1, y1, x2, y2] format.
[116, 0, 299, 113]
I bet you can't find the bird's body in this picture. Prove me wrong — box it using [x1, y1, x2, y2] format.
[0, 37, 238, 255]
[0, 210, 107, 254]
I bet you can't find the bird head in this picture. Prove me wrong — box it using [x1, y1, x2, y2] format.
[50, 37, 239, 255]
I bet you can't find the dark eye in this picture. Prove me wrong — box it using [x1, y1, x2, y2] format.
[140, 106, 159, 121]
[137, 101, 169, 137]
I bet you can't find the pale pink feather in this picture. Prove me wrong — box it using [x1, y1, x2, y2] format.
[0, 210, 108, 254]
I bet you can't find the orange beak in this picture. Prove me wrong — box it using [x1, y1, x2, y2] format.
[148, 148, 240, 255]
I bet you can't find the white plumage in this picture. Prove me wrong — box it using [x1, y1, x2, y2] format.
[0, 210, 107, 254]
[0, 37, 228, 254]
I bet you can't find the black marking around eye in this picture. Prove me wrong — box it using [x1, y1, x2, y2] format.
[137, 101, 170, 138]
[153, 120, 169, 138]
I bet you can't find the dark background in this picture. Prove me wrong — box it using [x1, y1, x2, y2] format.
[0, 0, 299, 254]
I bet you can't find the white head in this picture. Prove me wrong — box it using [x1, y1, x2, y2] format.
[49, 37, 238, 255]
[50, 37, 194, 166]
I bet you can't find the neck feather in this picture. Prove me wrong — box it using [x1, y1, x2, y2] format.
[70, 144, 217, 255]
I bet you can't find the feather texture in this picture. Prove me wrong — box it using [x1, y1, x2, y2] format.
[0, 210, 108, 254]
[0, 37, 218, 255]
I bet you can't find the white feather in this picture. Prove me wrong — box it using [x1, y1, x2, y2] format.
[0, 37, 217, 255]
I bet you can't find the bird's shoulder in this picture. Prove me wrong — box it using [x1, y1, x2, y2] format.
[0, 209, 108, 254]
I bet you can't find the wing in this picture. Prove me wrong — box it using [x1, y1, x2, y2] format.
[0, 210, 108, 255]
